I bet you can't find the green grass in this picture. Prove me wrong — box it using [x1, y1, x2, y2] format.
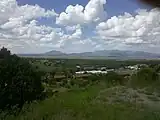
[147, 96, 160, 102]
[1, 83, 160, 120]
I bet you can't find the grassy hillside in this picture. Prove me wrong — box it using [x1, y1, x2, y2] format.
[1, 81, 160, 120]
[1, 56, 160, 120]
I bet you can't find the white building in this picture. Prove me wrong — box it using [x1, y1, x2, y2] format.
[76, 70, 108, 74]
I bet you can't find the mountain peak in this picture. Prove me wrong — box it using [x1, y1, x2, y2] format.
[45, 50, 65, 55]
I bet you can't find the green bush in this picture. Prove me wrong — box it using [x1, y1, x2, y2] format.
[154, 64, 160, 72]
[0, 48, 44, 111]
[88, 74, 100, 83]
[105, 72, 124, 86]
[130, 67, 159, 88]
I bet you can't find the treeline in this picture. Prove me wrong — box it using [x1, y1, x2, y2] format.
[27, 57, 160, 69]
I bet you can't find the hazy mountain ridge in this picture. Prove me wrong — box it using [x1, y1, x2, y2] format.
[45, 50, 66, 56]
[18, 50, 160, 59]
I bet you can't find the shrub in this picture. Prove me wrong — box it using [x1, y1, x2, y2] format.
[154, 64, 160, 72]
[130, 67, 159, 88]
[0, 48, 44, 111]
[88, 74, 98, 82]
[105, 72, 124, 86]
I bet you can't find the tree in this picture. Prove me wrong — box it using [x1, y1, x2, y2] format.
[0, 47, 11, 59]
[0, 47, 44, 111]
[154, 64, 160, 73]
[137, 68, 158, 82]
[50, 70, 56, 79]
[131, 67, 159, 88]
[46, 70, 56, 85]
[68, 69, 75, 78]
[105, 72, 124, 86]
[63, 69, 69, 79]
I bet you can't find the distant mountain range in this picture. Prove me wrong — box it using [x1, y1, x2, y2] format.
[18, 50, 160, 60]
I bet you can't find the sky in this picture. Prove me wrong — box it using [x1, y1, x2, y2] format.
[0, 0, 160, 54]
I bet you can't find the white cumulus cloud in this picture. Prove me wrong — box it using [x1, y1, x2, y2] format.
[0, 0, 160, 53]
[56, 0, 107, 26]
[0, 0, 61, 53]
[96, 8, 160, 49]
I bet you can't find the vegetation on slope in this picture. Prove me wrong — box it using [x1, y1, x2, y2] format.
[0, 47, 44, 113]
[1, 47, 160, 120]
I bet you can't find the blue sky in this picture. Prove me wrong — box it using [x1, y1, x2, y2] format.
[0, 0, 159, 54]
[17, 0, 150, 17]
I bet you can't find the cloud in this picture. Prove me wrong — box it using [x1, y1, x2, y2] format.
[0, 0, 160, 53]
[0, 0, 57, 25]
[56, 0, 107, 26]
[96, 8, 160, 47]
[0, 0, 61, 53]
[65, 24, 81, 32]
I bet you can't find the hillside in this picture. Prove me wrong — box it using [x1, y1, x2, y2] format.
[18, 50, 160, 59]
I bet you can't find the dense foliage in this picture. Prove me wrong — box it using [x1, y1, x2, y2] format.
[131, 67, 159, 88]
[105, 72, 125, 86]
[0, 48, 44, 111]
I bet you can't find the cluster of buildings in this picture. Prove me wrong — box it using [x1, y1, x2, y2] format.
[75, 64, 148, 75]
[76, 65, 113, 74]
[125, 64, 148, 70]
